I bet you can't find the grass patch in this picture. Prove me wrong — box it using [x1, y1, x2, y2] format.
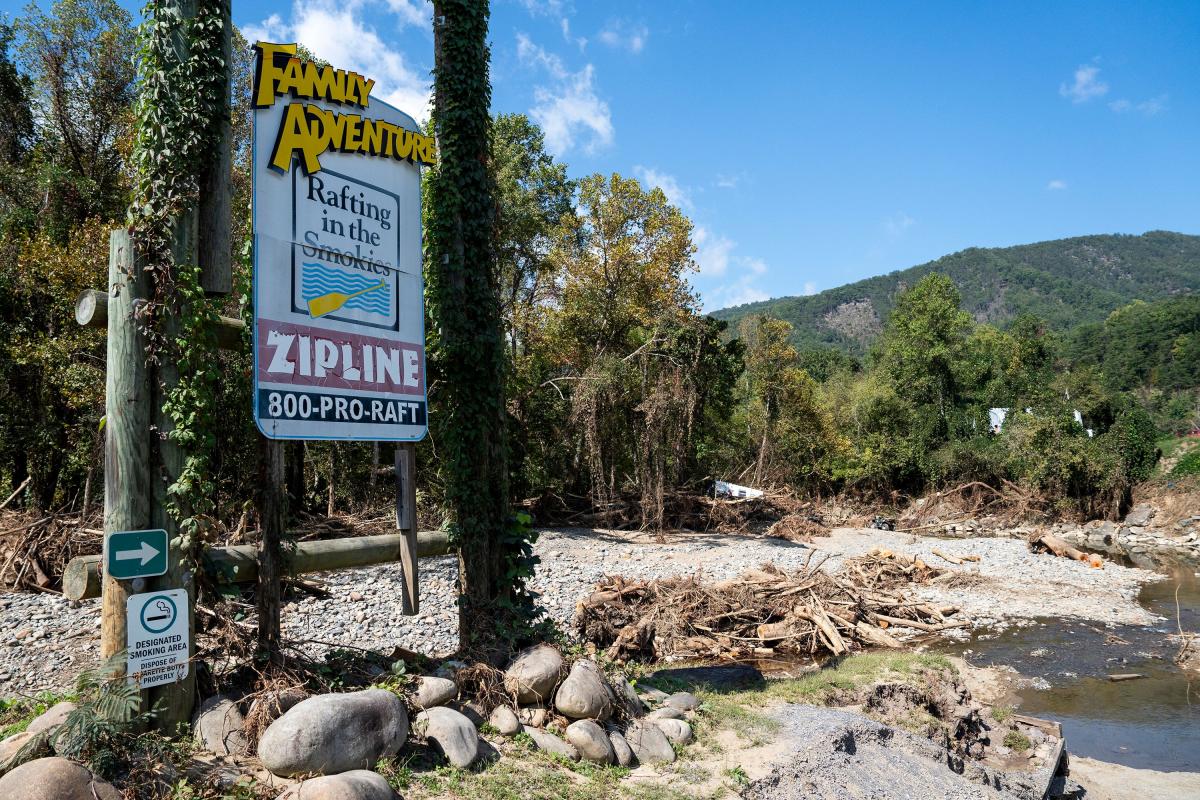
[0, 691, 74, 738]
[1003, 730, 1031, 752]
[991, 705, 1013, 723]
[1171, 448, 1200, 478]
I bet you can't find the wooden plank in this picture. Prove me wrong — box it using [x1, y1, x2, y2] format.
[64, 530, 453, 600]
[76, 290, 245, 350]
[395, 444, 419, 615]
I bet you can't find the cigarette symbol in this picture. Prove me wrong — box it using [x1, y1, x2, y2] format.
[146, 600, 172, 623]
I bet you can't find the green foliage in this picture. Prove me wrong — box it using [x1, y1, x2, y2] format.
[1171, 448, 1200, 478]
[713, 231, 1200, 357]
[1003, 730, 1031, 752]
[1064, 296, 1200, 391]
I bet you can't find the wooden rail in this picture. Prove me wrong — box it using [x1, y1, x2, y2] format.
[76, 289, 247, 351]
[63, 530, 453, 601]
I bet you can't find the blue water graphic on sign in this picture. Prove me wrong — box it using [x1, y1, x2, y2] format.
[301, 262, 391, 316]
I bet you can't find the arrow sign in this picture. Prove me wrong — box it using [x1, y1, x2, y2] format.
[106, 529, 168, 580]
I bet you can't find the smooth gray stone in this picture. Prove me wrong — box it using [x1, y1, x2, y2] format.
[553, 660, 613, 720]
[258, 689, 409, 777]
[414, 676, 458, 709]
[0, 757, 121, 800]
[565, 720, 615, 764]
[504, 645, 565, 704]
[193, 695, 249, 756]
[523, 727, 579, 761]
[624, 721, 676, 764]
[488, 705, 521, 736]
[415, 707, 479, 768]
[276, 770, 399, 800]
[608, 730, 634, 767]
[653, 718, 694, 745]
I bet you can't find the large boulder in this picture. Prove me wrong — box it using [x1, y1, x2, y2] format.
[516, 707, 547, 728]
[414, 707, 478, 768]
[0, 732, 44, 773]
[194, 695, 249, 756]
[25, 702, 75, 737]
[610, 675, 644, 719]
[553, 660, 613, 720]
[523, 727, 579, 761]
[277, 770, 399, 800]
[504, 645, 565, 704]
[258, 690, 409, 777]
[664, 692, 701, 712]
[0, 756, 121, 800]
[653, 718, 693, 745]
[565, 720, 614, 765]
[413, 677, 458, 709]
[608, 731, 634, 767]
[488, 706, 521, 736]
[624, 721, 676, 764]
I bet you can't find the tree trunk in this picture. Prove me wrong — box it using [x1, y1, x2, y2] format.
[430, 0, 510, 653]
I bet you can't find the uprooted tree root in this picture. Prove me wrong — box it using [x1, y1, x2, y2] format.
[576, 556, 969, 663]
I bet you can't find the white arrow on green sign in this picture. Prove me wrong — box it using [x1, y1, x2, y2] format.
[106, 529, 168, 580]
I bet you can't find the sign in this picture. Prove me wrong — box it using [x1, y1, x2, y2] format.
[251, 42, 433, 441]
[126, 589, 189, 689]
[105, 529, 168, 580]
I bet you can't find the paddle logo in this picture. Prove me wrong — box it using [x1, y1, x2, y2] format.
[303, 262, 390, 320]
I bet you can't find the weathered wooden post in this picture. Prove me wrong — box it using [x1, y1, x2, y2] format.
[395, 444, 419, 614]
[257, 438, 285, 662]
[99, 231, 152, 671]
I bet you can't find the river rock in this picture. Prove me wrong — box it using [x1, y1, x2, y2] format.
[664, 692, 700, 712]
[414, 707, 479, 768]
[258, 689, 408, 777]
[624, 721, 676, 764]
[0, 732, 43, 772]
[278, 770, 399, 800]
[523, 727, 579, 761]
[647, 706, 686, 721]
[553, 660, 613, 720]
[25, 702, 75, 737]
[504, 645, 565, 704]
[413, 677, 458, 709]
[488, 706, 521, 736]
[638, 687, 669, 704]
[1124, 505, 1155, 527]
[194, 695, 249, 756]
[653, 718, 693, 745]
[565, 720, 614, 764]
[517, 706, 547, 728]
[610, 675, 644, 718]
[608, 731, 634, 767]
[0, 756, 121, 800]
[248, 688, 309, 728]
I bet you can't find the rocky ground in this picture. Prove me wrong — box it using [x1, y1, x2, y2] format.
[0, 525, 1165, 696]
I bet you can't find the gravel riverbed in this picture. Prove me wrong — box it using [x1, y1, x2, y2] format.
[0, 526, 1163, 696]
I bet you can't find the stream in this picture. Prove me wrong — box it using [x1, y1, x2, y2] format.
[945, 561, 1200, 772]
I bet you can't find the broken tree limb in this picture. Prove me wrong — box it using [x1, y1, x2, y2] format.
[931, 548, 964, 565]
[1029, 533, 1104, 569]
[0, 477, 31, 510]
[62, 529, 452, 601]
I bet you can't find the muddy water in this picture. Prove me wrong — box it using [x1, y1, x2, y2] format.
[944, 566, 1200, 772]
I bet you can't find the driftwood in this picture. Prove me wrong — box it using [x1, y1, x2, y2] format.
[576, 555, 969, 663]
[1028, 532, 1104, 569]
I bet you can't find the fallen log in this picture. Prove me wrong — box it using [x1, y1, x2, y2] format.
[62, 529, 452, 600]
[1029, 533, 1104, 569]
[931, 548, 963, 565]
[1107, 673, 1144, 682]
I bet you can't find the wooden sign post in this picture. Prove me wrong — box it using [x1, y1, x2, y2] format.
[395, 444, 419, 614]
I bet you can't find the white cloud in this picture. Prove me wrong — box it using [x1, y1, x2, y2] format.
[802, 281, 817, 295]
[694, 227, 771, 311]
[634, 166, 690, 210]
[1047, 179, 1067, 191]
[883, 212, 915, 236]
[1111, 94, 1168, 115]
[242, 13, 287, 43]
[242, 0, 433, 119]
[1060, 64, 1108, 103]
[694, 226, 735, 277]
[518, 33, 613, 155]
[715, 173, 739, 189]
[598, 20, 648, 53]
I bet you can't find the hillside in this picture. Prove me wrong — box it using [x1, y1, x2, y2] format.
[711, 231, 1200, 355]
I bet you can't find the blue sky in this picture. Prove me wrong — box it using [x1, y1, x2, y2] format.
[8, 0, 1199, 310]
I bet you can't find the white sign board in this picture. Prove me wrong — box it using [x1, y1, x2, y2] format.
[251, 42, 433, 441]
[126, 588, 189, 689]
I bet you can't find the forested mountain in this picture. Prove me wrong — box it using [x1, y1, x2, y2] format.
[711, 231, 1200, 355]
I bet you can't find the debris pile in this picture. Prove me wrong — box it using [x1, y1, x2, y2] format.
[576, 558, 969, 663]
[764, 513, 829, 542]
[0, 510, 102, 591]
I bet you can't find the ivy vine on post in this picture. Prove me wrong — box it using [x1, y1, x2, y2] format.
[126, 0, 229, 725]
[428, 0, 531, 653]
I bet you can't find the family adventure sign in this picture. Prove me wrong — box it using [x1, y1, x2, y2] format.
[252, 42, 433, 441]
